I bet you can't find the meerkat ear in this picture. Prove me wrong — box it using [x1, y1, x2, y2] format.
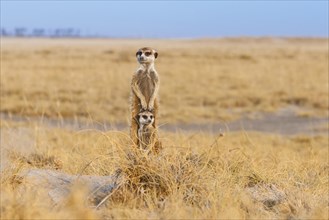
[154, 51, 158, 59]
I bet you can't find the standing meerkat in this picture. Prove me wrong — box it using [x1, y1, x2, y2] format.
[130, 47, 160, 146]
[137, 110, 162, 154]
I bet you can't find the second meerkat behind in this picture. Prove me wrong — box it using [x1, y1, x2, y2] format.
[138, 110, 162, 154]
[130, 47, 160, 146]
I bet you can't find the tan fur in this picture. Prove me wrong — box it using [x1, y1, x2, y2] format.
[130, 47, 160, 147]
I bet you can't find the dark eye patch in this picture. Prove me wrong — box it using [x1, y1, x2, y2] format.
[136, 51, 142, 56]
[150, 115, 153, 119]
[145, 52, 152, 56]
[142, 115, 148, 119]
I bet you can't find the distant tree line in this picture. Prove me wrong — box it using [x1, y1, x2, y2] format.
[1, 27, 82, 37]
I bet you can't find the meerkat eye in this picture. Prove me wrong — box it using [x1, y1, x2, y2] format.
[145, 52, 152, 57]
[150, 116, 153, 119]
[142, 115, 148, 120]
[136, 51, 142, 56]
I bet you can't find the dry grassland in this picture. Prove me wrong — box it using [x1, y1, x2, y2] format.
[1, 38, 328, 219]
[1, 120, 328, 219]
[1, 38, 328, 123]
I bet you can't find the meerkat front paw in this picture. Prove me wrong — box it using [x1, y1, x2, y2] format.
[148, 105, 154, 112]
[140, 107, 147, 112]
[140, 102, 147, 110]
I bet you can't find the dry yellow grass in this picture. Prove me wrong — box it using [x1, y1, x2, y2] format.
[1, 119, 328, 219]
[1, 38, 328, 123]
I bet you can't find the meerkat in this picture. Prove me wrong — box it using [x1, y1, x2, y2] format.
[130, 47, 160, 146]
[138, 110, 162, 154]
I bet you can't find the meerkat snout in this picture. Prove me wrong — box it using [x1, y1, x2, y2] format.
[147, 115, 154, 123]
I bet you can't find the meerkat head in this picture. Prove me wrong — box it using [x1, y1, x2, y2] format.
[136, 47, 158, 65]
[138, 111, 154, 126]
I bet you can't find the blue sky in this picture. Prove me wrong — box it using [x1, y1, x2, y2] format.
[1, 1, 328, 38]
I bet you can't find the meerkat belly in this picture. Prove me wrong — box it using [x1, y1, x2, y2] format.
[141, 128, 152, 144]
[138, 77, 155, 103]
